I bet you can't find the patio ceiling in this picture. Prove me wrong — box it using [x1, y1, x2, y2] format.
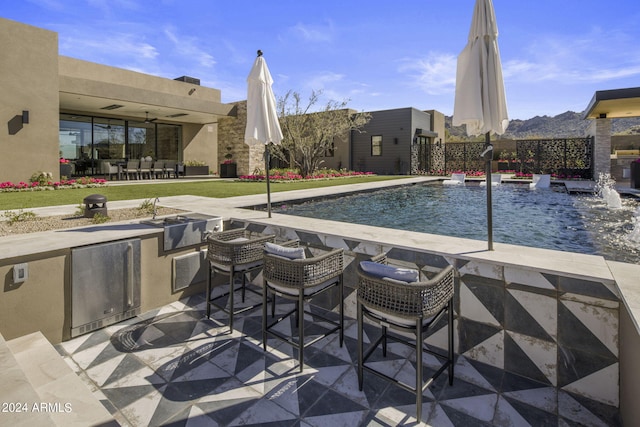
[583, 87, 640, 119]
[60, 92, 236, 124]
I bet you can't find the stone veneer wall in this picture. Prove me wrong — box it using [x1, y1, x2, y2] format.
[233, 218, 620, 414]
[218, 100, 265, 176]
[589, 117, 612, 178]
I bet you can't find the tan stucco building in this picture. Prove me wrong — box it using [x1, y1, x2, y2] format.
[1, 17, 238, 183]
[1, 17, 449, 184]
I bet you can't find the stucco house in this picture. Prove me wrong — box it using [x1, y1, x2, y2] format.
[1, 17, 447, 184]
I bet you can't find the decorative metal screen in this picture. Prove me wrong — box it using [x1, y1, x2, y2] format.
[444, 142, 485, 173]
[442, 138, 593, 179]
[516, 138, 593, 179]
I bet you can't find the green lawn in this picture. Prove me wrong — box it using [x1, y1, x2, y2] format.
[0, 176, 406, 210]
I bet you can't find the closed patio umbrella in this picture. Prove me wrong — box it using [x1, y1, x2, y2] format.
[245, 50, 283, 218]
[453, 0, 509, 250]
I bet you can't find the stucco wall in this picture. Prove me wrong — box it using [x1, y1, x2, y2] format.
[0, 234, 207, 344]
[0, 18, 60, 183]
[59, 57, 221, 104]
[182, 123, 218, 172]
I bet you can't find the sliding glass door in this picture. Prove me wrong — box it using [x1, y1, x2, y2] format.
[59, 114, 182, 176]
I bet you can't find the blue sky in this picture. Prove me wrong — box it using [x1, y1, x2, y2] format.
[3, 0, 640, 120]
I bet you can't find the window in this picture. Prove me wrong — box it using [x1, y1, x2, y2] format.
[324, 140, 335, 157]
[59, 113, 182, 176]
[371, 135, 382, 156]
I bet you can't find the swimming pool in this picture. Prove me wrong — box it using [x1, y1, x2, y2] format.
[273, 183, 640, 264]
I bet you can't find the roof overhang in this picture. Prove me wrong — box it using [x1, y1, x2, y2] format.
[583, 87, 640, 120]
[59, 91, 236, 124]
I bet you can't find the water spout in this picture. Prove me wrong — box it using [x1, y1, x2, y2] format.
[595, 173, 622, 209]
[629, 207, 640, 244]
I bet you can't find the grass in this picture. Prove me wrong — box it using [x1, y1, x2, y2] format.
[0, 176, 406, 210]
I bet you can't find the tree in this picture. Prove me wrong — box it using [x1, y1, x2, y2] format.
[275, 90, 371, 177]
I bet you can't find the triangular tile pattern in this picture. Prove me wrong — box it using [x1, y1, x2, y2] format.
[53, 294, 620, 426]
[190, 222, 620, 421]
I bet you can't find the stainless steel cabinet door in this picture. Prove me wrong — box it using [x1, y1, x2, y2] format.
[71, 239, 141, 328]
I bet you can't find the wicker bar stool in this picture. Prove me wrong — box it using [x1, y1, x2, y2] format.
[206, 228, 275, 332]
[262, 241, 344, 372]
[356, 253, 455, 421]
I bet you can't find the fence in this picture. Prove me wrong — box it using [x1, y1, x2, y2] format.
[443, 137, 594, 179]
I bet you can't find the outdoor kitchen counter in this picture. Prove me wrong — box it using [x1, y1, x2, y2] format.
[0, 220, 165, 261]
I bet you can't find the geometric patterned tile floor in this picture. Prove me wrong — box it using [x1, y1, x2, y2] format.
[55, 292, 621, 427]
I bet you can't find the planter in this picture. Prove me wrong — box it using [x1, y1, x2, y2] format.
[219, 163, 237, 178]
[631, 162, 640, 189]
[184, 165, 209, 176]
[60, 163, 72, 178]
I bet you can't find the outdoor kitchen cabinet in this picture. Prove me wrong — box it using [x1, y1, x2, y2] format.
[71, 238, 141, 337]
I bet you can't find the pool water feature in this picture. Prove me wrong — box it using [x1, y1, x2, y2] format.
[595, 173, 623, 209]
[273, 183, 640, 264]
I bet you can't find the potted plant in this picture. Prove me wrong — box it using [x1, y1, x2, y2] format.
[497, 150, 510, 171]
[59, 158, 72, 178]
[220, 148, 237, 178]
[631, 158, 640, 189]
[183, 160, 209, 176]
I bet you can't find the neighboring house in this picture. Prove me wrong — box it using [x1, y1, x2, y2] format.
[350, 107, 445, 175]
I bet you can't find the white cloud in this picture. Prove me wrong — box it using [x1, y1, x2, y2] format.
[59, 30, 159, 60]
[398, 52, 457, 95]
[503, 29, 640, 85]
[291, 20, 335, 43]
[163, 26, 215, 68]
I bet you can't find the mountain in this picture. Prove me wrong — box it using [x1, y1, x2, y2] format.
[445, 111, 640, 140]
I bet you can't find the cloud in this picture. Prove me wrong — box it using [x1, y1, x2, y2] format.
[398, 52, 457, 95]
[163, 26, 216, 68]
[26, 0, 66, 11]
[503, 29, 640, 85]
[290, 20, 335, 43]
[59, 30, 159, 61]
[87, 0, 140, 13]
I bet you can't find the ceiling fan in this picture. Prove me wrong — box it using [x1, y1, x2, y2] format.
[145, 111, 158, 123]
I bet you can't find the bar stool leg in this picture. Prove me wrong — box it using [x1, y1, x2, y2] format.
[416, 318, 423, 421]
[228, 270, 235, 332]
[357, 302, 364, 390]
[339, 276, 344, 345]
[448, 299, 455, 384]
[298, 293, 304, 372]
[262, 279, 268, 351]
[206, 264, 212, 318]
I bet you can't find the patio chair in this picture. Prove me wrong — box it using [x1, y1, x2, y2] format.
[530, 173, 551, 189]
[442, 173, 465, 185]
[357, 253, 455, 421]
[123, 160, 139, 180]
[163, 160, 177, 178]
[206, 228, 276, 332]
[138, 160, 153, 179]
[101, 161, 119, 180]
[151, 161, 164, 179]
[479, 174, 502, 187]
[262, 241, 344, 372]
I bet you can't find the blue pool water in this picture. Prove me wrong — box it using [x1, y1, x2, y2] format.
[273, 183, 640, 264]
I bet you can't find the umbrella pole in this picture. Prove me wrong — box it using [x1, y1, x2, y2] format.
[485, 132, 493, 251]
[265, 143, 272, 218]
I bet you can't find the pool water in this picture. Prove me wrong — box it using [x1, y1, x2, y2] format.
[273, 183, 640, 264]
